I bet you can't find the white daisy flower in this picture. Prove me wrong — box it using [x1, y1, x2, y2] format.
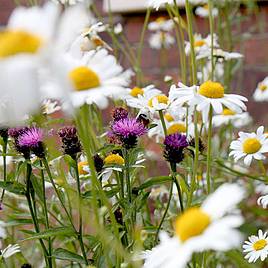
[0, 3, 89, 126]
[114, 23, 123, 35]
[41, 99, 61, 115]
[172, 81, 248, 122]
[69, 22, 112, 58]
[197, 47, 243, 61]
[147, 0, 174, 10]
[212, 109, 252, 128]
[148, 17, 174, 32]
[257, 195, 268, 209]
[64, 49, 132, 109]
[143, 183, 245, 268]
[195, 4, 218, 18]
[148, 116, 194, 142]
[253, 77, 268, 102]
[185, 34, 219, 57]
[229, 126, 268, 166]
[149, 32, 175, 50]
[0, 222, 7, 240]
[243, 230, 268, 263]
[124, 85, 161, 103]
[51, 0, 88, 6]
[1, 244, 20, 259]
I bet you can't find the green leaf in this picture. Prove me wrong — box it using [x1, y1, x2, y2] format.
[0, 181, 26, 195]
[31, 175, 44, 201]
[138, 176, 172, 190]
[21, 226, 75, 242]
[52, 248, 86, 264]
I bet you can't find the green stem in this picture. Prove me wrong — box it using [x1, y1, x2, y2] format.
[124, 149, 132, 204]
[188, 107, 199, 207]
[0, 138, 7, 204]
[25, 163, 50, 267]
[185, 0, 197, 84]
[159, 110, 167, 136]
[154, 181, 173, 245]
[136, 8, 151, 86]
[74, 159, 89, 265]
[40, 161, 52, 267]
[42, 158, 75, 228]
[208, 0, 214, 80]
[171, 164, 184, 212]
[206, 107, 213, 194]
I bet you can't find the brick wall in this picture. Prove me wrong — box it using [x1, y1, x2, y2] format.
[1, 1, 268, 125]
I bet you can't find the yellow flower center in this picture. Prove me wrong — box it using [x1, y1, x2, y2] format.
[92, 36, 105, 47]
[0, 30, 42, 58]
[253, 239, 267, 251]
[175, 207, 211, 242]
[104, 154, 125, 165]
[130, 87, 144, 97]
[78, 161, 89, 175]
[167, 123, 187, 135]
[222, 108, 236, 116]
[199, 81, 224, 98]
[156, 17, 166, 23]
[243, 138, 262, 154]
[194, 40, 206, 47]
[69, 66, 100, 91]
[259, 84, 267, 92]
[203, 4, 209, 10]
[148, 95, 169, 107]
[197, 174, 203, 181]
[164, 113, 174, 122]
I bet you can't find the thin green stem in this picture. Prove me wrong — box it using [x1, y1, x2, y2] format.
[154, 181, 173, 245]
[159, 110, 167, 136]
[206, 107, 213, 194]
[74, 160, 89, 265]
[42, 158, 75, 228]
[208, 0, 214, 80]
[124, 149, 132, 204]
[185, 0, 197, 84]
[25, 163, 50, 267]
[0, 138, 8, 204]
[40, 161, 52, 267]
[171, 165, 184, 212]
[136, 8, 151, 85]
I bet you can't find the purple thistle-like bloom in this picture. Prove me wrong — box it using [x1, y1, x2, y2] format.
[18, 127, 45, 158]
[18, 128, 43, 148]
[112, 107, 129, 122]
[58, 126, 82, 158]
[8, 127, 30, 139]
[111, 117, 147, 149]
[8, 127, 31, 158]
[164, 133, 188, 164]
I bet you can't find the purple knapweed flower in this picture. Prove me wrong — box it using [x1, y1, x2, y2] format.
[18, 127, 45, 158]
[112, 107, 129, 122]
[164, 133, 188, 164]
[58, 126, 81, 158]
[111, 117, 147, 149]
[8, 127, 31, 158]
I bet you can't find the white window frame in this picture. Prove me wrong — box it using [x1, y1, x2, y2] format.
[103, 0, 149, 13]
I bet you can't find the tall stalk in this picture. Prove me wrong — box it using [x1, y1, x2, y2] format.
[40, 160, 52, 265]
[185, 0, 199, 206]
[206, 107, 213, 193]
[208, 0, 215, 80]
[25, 163, 50, 267]
[73, 160, 89, 265]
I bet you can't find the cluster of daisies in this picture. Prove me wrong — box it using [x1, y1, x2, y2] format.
[0, 0, 268, 267]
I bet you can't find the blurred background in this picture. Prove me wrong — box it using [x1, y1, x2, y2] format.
[1, 0, 268, 124]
